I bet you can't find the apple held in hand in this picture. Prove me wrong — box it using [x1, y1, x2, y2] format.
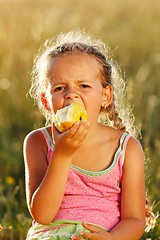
[54, 102, 88, 133]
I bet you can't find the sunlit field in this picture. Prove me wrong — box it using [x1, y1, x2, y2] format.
[0, 0, 160, 239]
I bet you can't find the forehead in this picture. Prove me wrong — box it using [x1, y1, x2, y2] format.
[47, 52, 103, 79]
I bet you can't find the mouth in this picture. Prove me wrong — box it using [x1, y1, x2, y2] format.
[63, 101, 83, 108]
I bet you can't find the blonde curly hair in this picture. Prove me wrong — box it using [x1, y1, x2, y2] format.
[30, 29, 137, 136]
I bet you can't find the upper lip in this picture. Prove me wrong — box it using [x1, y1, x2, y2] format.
[64, 101, 82, 107]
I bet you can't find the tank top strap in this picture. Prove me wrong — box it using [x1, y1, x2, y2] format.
[122, 133, 131, 151]
[40, 128, 53, 147]
[40, 128, 54, 163]
[119, 132, 131, 166]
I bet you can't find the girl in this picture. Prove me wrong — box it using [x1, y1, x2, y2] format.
[24, 30, 151, 239]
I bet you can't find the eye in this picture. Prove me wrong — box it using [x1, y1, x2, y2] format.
[80, 84, 91, 88]
[54, 86, 65, 92]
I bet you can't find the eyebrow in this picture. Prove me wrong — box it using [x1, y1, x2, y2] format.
[50, 79, 93, 86]
[49, 79, 66, 87]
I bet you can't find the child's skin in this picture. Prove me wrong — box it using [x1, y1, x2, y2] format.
[24, 52, 146, 240]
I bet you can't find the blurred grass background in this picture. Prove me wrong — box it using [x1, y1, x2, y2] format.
[0, 0, 160, 239]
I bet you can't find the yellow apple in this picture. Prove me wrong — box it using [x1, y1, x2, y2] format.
[54, 102, 88, 133]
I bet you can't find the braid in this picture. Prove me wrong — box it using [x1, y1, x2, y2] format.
[145, 198, 158, 232]
[106, 103, 126, 131]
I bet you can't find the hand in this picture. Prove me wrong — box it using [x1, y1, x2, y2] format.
[52, 120, 90, 157]
[72, 222, 111, 240]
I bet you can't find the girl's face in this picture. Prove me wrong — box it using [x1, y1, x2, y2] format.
[46, 52, 112, 124]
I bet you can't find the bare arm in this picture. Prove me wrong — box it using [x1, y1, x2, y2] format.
[109, 137, 146, 239]
[23, 121, 89, 225]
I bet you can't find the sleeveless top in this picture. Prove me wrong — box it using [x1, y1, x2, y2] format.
[40, 128, 131, 231]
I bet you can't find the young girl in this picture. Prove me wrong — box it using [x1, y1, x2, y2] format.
[24, 30, 151, 240]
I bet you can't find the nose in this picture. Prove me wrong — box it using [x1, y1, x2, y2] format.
[64, 89, 79, 100]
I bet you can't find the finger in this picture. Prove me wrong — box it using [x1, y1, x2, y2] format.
[65, 121, 81, 137]
[72, 235, 86, 240]
[82, 222, 101, 233]
[65, 121, 85, 139]
[72, 121, 89, 141]
[80, 231, 96, 240]
[53, 121, 80, 139]
[77, 120, 90, 135]
[72, 120, 89, 139]
[72, 236, 81, 240]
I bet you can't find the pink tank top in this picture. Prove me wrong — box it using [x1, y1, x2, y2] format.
[41, 129, 131, 231]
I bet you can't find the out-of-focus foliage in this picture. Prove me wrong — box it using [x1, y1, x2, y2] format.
[0, 0, 159, 239]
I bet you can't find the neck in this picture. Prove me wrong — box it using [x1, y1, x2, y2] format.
[80, 122, 103, 147]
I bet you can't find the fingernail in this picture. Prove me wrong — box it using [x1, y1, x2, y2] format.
[81, 119, 86, 123]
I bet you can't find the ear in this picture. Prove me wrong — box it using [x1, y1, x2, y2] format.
[102, 85, 113, 108]
[40, 92, 52, 112]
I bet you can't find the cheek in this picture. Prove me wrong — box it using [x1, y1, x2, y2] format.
[86, 102, 102, 122]
[51, 95, 63, 113]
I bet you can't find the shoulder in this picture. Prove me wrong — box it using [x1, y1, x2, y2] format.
[24, 126, 52, 146]
[123, 135, 145, 174]
[98, 124, 129, 153]
[121, 136, 145, 199]
[23, 127, 51, 162]
[125, 136, 144, 161]
[23, 128, 44, 148]
[23, 128, 51, 177]
[99, 124, 144, 162]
